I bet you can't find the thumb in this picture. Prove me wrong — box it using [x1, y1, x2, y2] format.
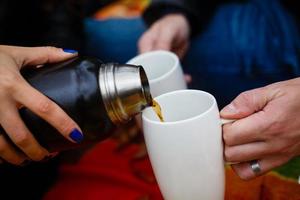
[220, 87, 269, 119]
[10, 46, 78, 67]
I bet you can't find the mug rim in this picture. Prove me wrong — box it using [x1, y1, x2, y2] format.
[142, 89, 217, 125]
[127, 50, 180, 84]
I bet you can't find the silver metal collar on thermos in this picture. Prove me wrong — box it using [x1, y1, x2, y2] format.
[99, 63, 152, 125]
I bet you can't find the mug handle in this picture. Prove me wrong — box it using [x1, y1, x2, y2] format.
[220, 118, 240, 165]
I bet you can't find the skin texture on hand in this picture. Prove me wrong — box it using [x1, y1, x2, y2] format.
[138, 14, 190, 59]
[0, 45, 82, 165]
[221, 78, 300, 180]
[139, 14, 192, 84]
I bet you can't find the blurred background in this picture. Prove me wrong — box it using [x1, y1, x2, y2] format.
[0, 0, 299, 199]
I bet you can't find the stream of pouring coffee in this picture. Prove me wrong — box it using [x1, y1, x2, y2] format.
[151, 99, 164, 122]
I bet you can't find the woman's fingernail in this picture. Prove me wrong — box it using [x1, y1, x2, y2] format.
[63, 49, 78, 54]
[69, 128, 83, 143]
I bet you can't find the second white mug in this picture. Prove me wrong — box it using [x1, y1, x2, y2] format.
[127, 50, 187, 97]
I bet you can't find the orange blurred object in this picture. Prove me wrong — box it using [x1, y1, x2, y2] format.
[225, 167, 300, 200]
[262, 174, 300, 200]
[225, 166, 263, 200]
[94, 0, 150, 20]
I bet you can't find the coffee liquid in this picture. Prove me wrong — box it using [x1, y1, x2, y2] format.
[151, 100, 164, 122]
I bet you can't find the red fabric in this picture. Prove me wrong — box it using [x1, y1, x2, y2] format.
[43, 138, 300, 200]
[43, 139, 163, 200]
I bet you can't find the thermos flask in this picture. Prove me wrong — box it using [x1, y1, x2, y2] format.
[0, 56, 152, 152]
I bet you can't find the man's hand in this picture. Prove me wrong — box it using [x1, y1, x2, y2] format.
[221, 78, 300, 180]
[0, 45, 82, 165]
[139, 14, 190, 59]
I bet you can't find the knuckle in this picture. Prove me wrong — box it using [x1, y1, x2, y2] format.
[38, 46, 61, 62]
[223, 125, 236, 146]
[263, 112, 283, 133]
[275, 144, 291, 155]
[224, 148, 235, 161]
[13, 131, 30, 147]
[58, 118, 77, 135]
[263, 122, 282, 139]
[43, 46, 60, 53]
[223, 133, 231, 145]
[268, 121, 284, 137]
[223, 130, 235, 146]
[237, 91, 252, 105]
[267, 129, 281, 138]
[36, 99, 54, 114]
[0, 73, 21, 91]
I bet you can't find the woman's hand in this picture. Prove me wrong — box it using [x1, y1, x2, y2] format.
[139, 14, 192, 83]
[138, 14, 190, 59]
[0, 45, 83, 165]
[221, 78, 300, 180]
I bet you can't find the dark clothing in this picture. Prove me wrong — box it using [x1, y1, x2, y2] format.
[0, 1, 83, 199]
[143, 0, 226, 36]
[143, 0, 300, 37]
[0, 0, 84, 50]
[143, 0, 300, 107]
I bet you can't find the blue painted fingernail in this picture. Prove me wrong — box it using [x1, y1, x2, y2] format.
[69, 128, 83, 143]
[63, 49, 78, 54]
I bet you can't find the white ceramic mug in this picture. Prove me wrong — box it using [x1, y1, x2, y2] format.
[142, 89, 233, 200]
[127, 50, 187, 97]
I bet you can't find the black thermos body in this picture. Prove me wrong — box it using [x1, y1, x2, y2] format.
[0, 57, 152, 152]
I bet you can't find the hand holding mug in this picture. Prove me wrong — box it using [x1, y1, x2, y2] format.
[221, 78, 300, 180]
[138, 14, 190, 59]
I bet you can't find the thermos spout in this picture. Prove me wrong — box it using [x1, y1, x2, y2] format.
[99, 63, 152, 125]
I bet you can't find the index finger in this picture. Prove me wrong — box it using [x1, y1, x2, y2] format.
[13, 81, 83, 144]
[1, 46, 78, 67]
[223, 110, 269, 146]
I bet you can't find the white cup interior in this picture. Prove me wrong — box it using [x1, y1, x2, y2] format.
[127, 51, 178, 82]
[143, 90, 216, 123]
